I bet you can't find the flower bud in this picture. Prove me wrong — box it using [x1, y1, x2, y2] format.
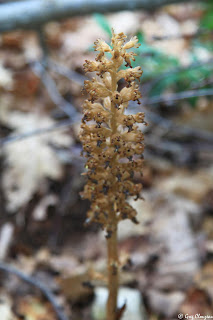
[123, 36, 141, 50]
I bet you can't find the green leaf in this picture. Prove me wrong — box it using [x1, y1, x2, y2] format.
[200, 1, 213, 30]
[202, 10, 213, 29]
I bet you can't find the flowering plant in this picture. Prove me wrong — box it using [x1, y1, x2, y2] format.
[80, 30, 146, 320]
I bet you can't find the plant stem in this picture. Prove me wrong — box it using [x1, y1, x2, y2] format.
[107, 218, 118, 320]
[106, 68, 119, 320]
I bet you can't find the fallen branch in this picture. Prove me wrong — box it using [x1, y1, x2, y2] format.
[1, 87, 213, 146]
[0, 119, 74, 147]
[0, 262, 69, 320]
[31, 61, 78, 120]
[143, 88, 213, 105]
[144, 110, 213, 144]
[0, 0, 197, 33]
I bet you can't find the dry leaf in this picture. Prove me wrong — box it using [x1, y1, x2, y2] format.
[147, 289, 185, 317]
[155, 168, 213, 203]
[0, 294, 16, 320]
[59, 266, 93, 302]
[18, 297, 56, 320]
[180, 288, 212, 318]
[148, 191, 200, 290]
[195, 262, 213, 302]
[0, 63, 13, 90]
[2, 112, 72, 212]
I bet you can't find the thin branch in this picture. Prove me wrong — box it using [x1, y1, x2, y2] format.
[0, 119, 75, 147]
[0, 262, 69, 320]
[0, 0, 195, 33]
[191, 77, 213, 90]
[143, 88, 213, 105]
[1, 87, 213, 147]
[1, 105, 213, 151]
[31, 29, 80, 120]
[48, 59, 85, 86]
[0, 27, 82, 148]
[31, 61, 79, 119]
[146, 109, 213, 145]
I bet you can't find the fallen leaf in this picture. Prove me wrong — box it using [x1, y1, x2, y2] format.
[18, 296, 56, 320]
[147, 289, 185, 317]
[0, 63, 13, 90]
[0, 294, 16, 320]
[59, 267, 93, 302]
[195, 262, 213, 303]
[180, 288, 212, 317]
[155, 168, 213, 203]
[2, 112, 72, 212]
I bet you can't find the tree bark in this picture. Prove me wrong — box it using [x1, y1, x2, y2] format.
[0, 0, 196, 33]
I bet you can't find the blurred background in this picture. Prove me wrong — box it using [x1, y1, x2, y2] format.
[0, 0, 213, 319]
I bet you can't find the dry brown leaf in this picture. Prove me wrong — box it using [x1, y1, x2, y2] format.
[13, 70, 40, 97]
[59, 267, 94, 302]
[155, 168, 213, 203]
[180, 288, 212, 318]
[18, 296, 56, 320]
[195, 262, 213, 302]
[2, 31, 24, 49]
[2, 112, 72, 212]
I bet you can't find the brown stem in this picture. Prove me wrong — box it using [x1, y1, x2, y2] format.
[106, 68, 119, 320]
[107, 216, 119, 320]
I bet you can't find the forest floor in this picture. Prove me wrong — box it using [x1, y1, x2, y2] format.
[0, 2, 213, 320]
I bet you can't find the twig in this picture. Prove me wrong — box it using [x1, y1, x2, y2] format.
[32, 28, 79, 120]
[37, 27, 49, 68]
[191, 76, 213, 90]
[0, 119, 75, 147]
[48, 59, 85, 86]
[145, 109, 213, 144]
[143, 88, 213, 105]
[31, 61, 78, 119]
[1, 99, 213, 147]
[128, 102, 213, 144]
[0, 262, 69, 320]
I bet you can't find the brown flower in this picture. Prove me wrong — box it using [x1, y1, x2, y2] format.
[80, 30, 146, 229]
